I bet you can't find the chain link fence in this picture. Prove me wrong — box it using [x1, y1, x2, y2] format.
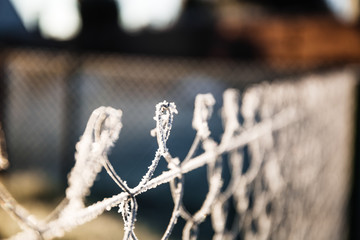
[0, 48, 323, 182]
[0, 48, 358, 239]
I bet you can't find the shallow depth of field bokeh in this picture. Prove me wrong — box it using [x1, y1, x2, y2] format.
[0, 0, 359, 239]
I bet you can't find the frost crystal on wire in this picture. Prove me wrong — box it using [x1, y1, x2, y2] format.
[1, 74, 349, 240]
[151, 100, 178, 154]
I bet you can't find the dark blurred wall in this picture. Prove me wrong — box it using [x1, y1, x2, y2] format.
[1, 0, 360, 63]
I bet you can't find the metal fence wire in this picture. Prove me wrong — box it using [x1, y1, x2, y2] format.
[0, 48, 316, 181]
[0, 48, 357, 239]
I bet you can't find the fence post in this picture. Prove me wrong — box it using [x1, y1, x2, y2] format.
[350, 80, 360, 240]
[60, 53, 82, 182]
[0, 48, 6, 130]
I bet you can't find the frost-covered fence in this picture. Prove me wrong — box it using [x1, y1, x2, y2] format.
[0, 70, 357, 239]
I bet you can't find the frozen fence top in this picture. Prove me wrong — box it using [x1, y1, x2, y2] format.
[0, 69, 357, 240]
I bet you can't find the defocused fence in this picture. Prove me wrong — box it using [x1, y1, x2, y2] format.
[0, 48, 358, 239]
[0, 48, 333, 183]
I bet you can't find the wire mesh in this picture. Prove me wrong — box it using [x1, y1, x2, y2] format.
[0, 48, 357, 239]
[1, 48, 312, 183]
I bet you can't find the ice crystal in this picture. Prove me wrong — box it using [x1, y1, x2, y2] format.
[1, 74, 349, 240]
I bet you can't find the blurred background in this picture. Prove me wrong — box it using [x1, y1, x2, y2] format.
[1, 0, 360, 60]
[0, 0, 359, 239]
